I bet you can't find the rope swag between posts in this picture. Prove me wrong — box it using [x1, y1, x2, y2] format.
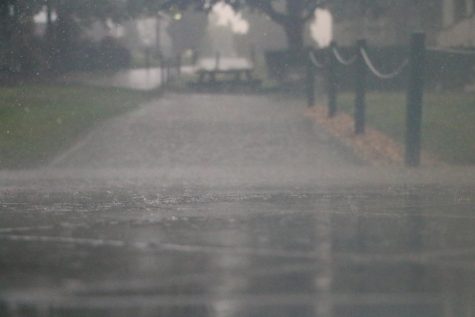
[305, 33, 475, 167]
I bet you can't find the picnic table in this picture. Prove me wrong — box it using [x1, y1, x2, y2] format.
[196, 57, 256, 84]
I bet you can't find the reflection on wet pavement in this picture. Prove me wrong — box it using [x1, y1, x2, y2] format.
[1, 186, 474, 317]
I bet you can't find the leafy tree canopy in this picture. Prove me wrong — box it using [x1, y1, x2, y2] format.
[127, 0, 416, 50]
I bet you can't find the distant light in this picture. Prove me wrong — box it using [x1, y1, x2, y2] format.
[173, 12, 183, 21]
[310, 8, 333, 48]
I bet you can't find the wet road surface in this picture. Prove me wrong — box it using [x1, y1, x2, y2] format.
[1, 94, 475, 317]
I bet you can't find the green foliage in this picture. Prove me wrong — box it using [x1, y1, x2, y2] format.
[0, 0, 438, 72]
[0, 0, 131, 74]
[338, 91, 475, 165]
[0, 84, 154, 168]
[48, 0, 129, 23]
[131, 0, 425, 50]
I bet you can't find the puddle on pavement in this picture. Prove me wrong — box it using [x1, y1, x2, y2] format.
[0, 184, 474, 316]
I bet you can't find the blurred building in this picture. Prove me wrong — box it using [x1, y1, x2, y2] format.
[438, 0, 475, 47]
[332, 1, 444, 47]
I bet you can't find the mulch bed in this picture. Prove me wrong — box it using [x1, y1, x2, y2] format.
[305, 106, 441, 167]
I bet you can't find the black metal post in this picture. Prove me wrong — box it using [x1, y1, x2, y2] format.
[215, 52, 221, 70]
[160, 59, 165, 85]
[166, 61, 171, 83]
[162, 60, 169, 85]
[156, 14, 161, 55]
[405, 33, 426, 167]
[145, 48, 151, 70]
[250, 44, 256, 66]
[192, 50, 199, 65]
[46, 0, 52, 31]
[327, 42, 337, 118]
[306, 49, 316, 107]
[354, 39, 367, 135]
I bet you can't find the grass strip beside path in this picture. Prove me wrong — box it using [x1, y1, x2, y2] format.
[337, 91, 475, 165]
[0, 84, 155, 169]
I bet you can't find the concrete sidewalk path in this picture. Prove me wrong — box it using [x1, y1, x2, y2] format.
[50, 93, 361, 185]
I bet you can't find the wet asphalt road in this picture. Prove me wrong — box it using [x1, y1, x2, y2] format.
[1, 94, 475, 317]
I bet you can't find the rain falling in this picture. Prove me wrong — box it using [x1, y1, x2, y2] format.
[1, 0, 475, 316]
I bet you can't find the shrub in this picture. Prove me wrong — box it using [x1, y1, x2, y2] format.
[70, 37, 131, 71]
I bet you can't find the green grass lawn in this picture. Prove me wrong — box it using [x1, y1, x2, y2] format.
[0, 84, 155, 169]
[337, 91, 475, 165]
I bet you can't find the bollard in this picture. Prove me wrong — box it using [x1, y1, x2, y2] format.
[354, 39, 367, 134]
[162, 60, 169, 85]
[176, 53, 182, 76]
[306, 49, 316, 107]
[145, 48, 151, 70]
[327, 42, 337, 117]
[215, 52, 221, 70]
[192, 50, 199, 65]
[164, 61, 168, 84]
[405, 33, 426, 167]
[166, 61, 171, 83]
[250, 44, 257, 66]
[160, 60, 165, 85]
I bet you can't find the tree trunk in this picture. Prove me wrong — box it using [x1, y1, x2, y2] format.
[0, 2, 10, 40]
[53, 6, 77, 72]
[284, 19, 305, 52]
[284, 0, 306, 52]
[46, 0, 53, 36]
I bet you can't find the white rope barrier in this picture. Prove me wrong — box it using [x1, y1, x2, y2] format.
[332, 47, 357, 66]
[309, 51, 326, 69]
[360, 48, 409, 80]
